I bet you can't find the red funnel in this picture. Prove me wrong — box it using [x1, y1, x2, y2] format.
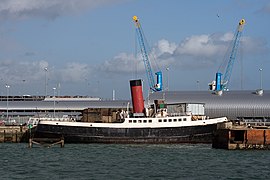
[130, 79, 144, 113]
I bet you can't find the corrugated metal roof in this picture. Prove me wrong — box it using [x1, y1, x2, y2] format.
[149, 90, 270, 119]
[0, 100, 130, 111]
[1, 90, 269, 120]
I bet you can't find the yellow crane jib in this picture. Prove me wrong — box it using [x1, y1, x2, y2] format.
[239, 19, 245, 25]
[133, 15, 140, 28]
[238, 19, 245, 32]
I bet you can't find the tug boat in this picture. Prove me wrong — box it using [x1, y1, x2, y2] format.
[33, 79, 228, 143]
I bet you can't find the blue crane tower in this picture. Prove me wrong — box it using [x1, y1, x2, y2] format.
[209, 19, 245, 92]
[133, 15, 163, 92]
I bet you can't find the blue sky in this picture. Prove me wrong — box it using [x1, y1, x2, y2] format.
[0, 0, 269, 99]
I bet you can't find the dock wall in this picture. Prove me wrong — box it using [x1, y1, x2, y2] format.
[213, 127, 270, 150]
[0, 126, 28, 143]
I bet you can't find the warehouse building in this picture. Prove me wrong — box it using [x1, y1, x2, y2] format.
[0, 90, 269, 124]
[149, 90, 270, 123]
[0, 96, 130, 124]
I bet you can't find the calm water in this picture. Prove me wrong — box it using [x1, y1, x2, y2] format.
[0, 143, 269, 180]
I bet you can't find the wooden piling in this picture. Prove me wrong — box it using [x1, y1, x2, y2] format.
[28, 137, 64, 148]
[29, 138, 33, 148]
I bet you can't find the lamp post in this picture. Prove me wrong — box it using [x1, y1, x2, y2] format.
[53, 87, 56, 118]
[259, 68, 263, 90]
[44, 67, 48, 96]
[22, 79, 26, 96]
[166, 67, 169, 91]
[57, 82, 61, 96]
[5, 85, 10, 121]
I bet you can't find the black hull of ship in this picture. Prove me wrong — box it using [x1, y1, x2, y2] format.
[32, 123, 221, 144]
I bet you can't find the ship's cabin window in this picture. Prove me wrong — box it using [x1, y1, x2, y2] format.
[158, 119, 162, 122]
[149, 120, 152, 123]
[183, 118, 187, 121]
[143, 120, 147, 123]
[173, 119, 177, 122]
[163, 119, 167, 122]
[133, 120, 137, 123]
[178, 118, 182, 121]
[169, 119, 172, 122]
[129, 120, 132, 123]
[138, 120, 142, 123]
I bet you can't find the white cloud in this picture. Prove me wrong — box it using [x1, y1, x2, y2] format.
[219, 32, 234, 42]
[0, 59, 91, 86]
[0, 59, 48, 84]
[58, 62, 90, 82]
[100, 52, 143, 74]
[100, 32, 268, 74]
[0, 33, 266, 86]
[0, 0, 124, 20]
[154, 39, 177, 55]
[175, 34, 228, 57]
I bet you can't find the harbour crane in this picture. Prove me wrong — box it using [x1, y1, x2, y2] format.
[133, 15, 163, 92]
[209, 19, 245, 92]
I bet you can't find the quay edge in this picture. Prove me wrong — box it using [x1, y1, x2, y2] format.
[0, 126, 29, 143]
[213, 122, 270, 150]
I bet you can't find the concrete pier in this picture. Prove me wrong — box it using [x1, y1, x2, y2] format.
[213, 123, 270, 150]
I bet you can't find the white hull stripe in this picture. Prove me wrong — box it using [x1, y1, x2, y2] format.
[38, 117, 228, 128]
